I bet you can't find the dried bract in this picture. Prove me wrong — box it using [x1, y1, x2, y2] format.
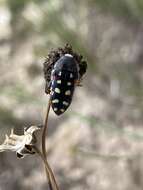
[0, 125, 42, 158]
[43, 44, 87, 94]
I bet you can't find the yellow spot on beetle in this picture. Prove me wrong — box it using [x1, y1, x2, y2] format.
[65, 90, 71, 95]
[52, 99, 59, 103]
[57, 80, 61, 84]
[55, 88, 60, 93]
[54, 108, 58, 111]
[67, 82, 71, 86]
[63, 101, 69, 106]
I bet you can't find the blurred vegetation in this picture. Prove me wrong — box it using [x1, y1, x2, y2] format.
[0, 1, 143, 190]
[91, 0, 143, 22]
[0, 0, 142, 126]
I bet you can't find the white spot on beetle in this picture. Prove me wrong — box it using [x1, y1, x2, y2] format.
[58, 72, 62, 76]
[65, 54, 73, 57]
[52, 80, 54, 85]
[55, 88, 60, 93]
[63, 101, 69, 106]
[50, 90, 54, 95]
[57, 80, 61, 84]
[70, 73, 73, 78]
[65, 90, 71, 95]
[60, 109, 65, 112]
[52, 69, 55, 74]
[52, 99, 59, 103]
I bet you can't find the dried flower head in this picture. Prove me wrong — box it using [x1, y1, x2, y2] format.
[0, 125, 42, 158]
[43, 44, 87, 94]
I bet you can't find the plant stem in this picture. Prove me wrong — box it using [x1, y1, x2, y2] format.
[41, 97, 60, 190]
[33, 146, 59, 190]
[42, 97, 51, 158]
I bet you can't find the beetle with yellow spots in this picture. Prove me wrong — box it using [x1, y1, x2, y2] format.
[43, 44, 87, 116]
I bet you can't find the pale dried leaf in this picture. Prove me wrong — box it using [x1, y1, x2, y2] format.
[0, 125, 42, 158]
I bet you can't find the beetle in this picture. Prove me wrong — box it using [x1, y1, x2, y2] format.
[49, 54, 79, 115]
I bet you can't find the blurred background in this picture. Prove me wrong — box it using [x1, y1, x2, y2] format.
[0, 0, 143, 189]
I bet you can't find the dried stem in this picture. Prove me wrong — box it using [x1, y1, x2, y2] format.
[33, 146, 59, 190]
[41, 97, 60, 190]
[42, 97, 51, 158]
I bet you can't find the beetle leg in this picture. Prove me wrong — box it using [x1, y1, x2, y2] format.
[45, 81, 52, 94]
[75, 79, 83, 87]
